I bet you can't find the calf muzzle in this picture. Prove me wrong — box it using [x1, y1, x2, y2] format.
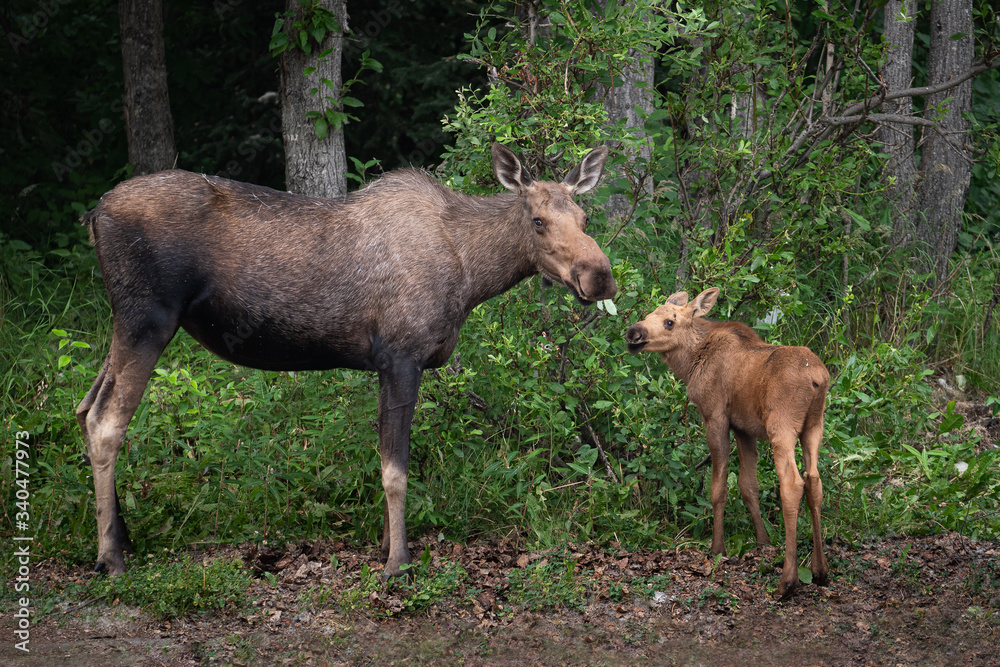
[625, 323, 647, 352]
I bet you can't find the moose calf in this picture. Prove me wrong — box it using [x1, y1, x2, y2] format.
[626, 287, 829, 597]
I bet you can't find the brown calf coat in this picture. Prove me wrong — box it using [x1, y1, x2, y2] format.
[77, 143, 616, 578]
[626, 287, 829, 597]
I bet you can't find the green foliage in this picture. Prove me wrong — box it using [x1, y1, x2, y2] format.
[696, 585, 739, 612]
[268, 1, 343, 57]
[86, 555, 253, 619]
[506, 554, 586, 610]
[305, 49, 383, 139]
[394, 551, 467, 615]
[317, 551, 467, 617]
[630, 572, 674, 600]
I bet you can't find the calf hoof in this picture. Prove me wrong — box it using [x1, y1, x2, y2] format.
[776, 578, 798, 599]
[813, 571, 830, 587]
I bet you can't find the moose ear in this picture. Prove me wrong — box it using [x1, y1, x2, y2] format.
[492, 143, 534, 192]
[691, 287, 720, 317]
[562, 146, 608, 195]
[665, 291, 689, 307]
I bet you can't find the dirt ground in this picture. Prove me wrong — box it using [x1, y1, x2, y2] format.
[3, 532, 999, 666]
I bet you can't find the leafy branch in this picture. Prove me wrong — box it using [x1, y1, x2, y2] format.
[305, 49, 382, 140]
[269, 1, 383, 140]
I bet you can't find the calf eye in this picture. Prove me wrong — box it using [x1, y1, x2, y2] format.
[664, 320, 674, 329]
[532, 217, 544, 232]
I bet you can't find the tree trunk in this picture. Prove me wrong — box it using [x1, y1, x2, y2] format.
[915, 0, 974, 285]
[879, 0, 918, 244]
[279, 0, 348, 198]
[594, 2, 654, 224]
[118, 0, 176, 176]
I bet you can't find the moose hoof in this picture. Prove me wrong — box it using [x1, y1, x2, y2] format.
[813, 571, 830, 587]
[94, 554, 127, 577]
[381, 557, 413, 582]
[94, 561, 124, 577]
[776, 579, 798, 600]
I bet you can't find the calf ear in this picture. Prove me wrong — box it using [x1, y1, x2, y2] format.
[562, 146, 608, 195]
[692, 287, 720, 317]
[665, 291, 689, 307]
[492, 143, 534, 192]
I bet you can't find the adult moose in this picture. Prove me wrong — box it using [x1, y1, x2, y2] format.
[626, 287, 828, 597]
[78, 143, 616, 578]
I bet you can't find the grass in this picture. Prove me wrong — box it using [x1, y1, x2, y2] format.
[304, 548, 468, 617]
[506, 554, 587, 610]
[83, 555, 253, 619]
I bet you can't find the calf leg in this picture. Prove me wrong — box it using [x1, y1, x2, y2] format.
[78, 325, 175, 575]
[770, 429, 804, 598]
[801, 413, 829, 586]
[734, 430, 770, 547]
[705, 417, 731, 556]
[377, 359, 422, 579]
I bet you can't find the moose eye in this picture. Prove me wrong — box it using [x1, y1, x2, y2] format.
[532, 217, 544, 232]
[664, 319, 674, 330]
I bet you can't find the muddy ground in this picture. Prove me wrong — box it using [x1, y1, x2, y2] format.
[3, 532, 999, 666]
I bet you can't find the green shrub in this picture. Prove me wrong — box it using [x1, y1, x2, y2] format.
[86, 556, 252, 619]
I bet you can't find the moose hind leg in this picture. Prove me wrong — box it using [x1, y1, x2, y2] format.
[85, 325, 175, 575]
[80, 360, 135, 558]
[770, 428, 805, 598]
[801, 415, 829, 586]
[734, 430, 770, 548]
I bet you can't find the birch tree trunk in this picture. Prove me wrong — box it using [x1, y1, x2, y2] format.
[119, 0, 176, 175]
[593, 2, 654, 224]
[879, 0, 918, 244]
[280, 0, 348, 198]
[915, 0, 974, 285]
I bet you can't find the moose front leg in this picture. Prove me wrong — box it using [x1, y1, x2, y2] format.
[705, 416, 731, 557]
[376, 360, 422, 579]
